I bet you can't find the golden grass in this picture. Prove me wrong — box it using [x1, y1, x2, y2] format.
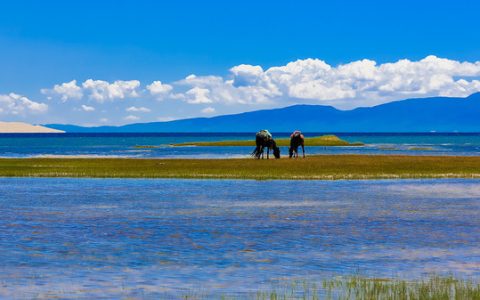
[2, 155, 480, 180]
[171, 135, 363, 147]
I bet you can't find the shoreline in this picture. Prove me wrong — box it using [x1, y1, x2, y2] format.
[2, 154, 480, 180]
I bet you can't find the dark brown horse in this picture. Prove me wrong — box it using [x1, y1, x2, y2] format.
[289, 131, 305, 158]
[252, 133, 280, 159]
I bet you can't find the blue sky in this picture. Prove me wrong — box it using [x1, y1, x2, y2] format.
[1, 0, 479, 125]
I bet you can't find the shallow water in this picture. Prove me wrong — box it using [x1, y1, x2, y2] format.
[2, 132, 480, 158]
[0, 178, 479, 298]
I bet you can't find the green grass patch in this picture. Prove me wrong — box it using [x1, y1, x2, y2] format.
[172, 135, 363, 147]
[175, 276, 480, 299]
[133, 145, 159, 149]
[378, 146, 398, 150]
[408, 146, 434, 151]
[251, 276, 480, 300]
[2, 155, 480, 180]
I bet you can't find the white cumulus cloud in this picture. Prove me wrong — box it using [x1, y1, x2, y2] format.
[172, 56, 480, 108]
[81, 104, 95, 112]
[124, 115, 140, 122]
[41, 56, 480, 115]
[230, 64, 265, 87]
[82, 79, 141, 102]
[146, 81, 173, 99]
[201, 106, 216, 114]
[41, 80, 83, 101]
[175, 73, 279, 105]
[0, 93, 48, 115]
[42, 79, 141, 103]
[184, 87, 213, 104]
[126, 106, 151, 113]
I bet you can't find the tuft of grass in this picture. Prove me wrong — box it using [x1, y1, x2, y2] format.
[172, 135, 363, 147]
[133, 145, 159, 149]
[253, 276, 480, 300]
[2, 155, 480, 180]
[378, 146, 398, 150]
[173, 276, 480, 299]
[12, 275, 479, 299]
[408, 146, 434, 151]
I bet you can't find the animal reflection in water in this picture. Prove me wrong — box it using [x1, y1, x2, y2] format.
[252, 130, 281, 159]
[289, 130, 305, 158]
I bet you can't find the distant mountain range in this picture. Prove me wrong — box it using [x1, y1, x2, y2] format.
[46, 93, 480, 132]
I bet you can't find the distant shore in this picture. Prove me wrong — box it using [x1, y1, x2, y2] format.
[0, 122, 64, 133]
[2, 155, 480, 179]
[171, 135, 363, 147]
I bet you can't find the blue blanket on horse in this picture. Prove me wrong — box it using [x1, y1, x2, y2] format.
[256, 130, 272, 141]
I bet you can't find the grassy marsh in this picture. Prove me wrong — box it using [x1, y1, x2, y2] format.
[172, 135, 363, 147]
[174, 276, 480, 299]
[2, 155, 480, 179]
[252, 276, 480, 300]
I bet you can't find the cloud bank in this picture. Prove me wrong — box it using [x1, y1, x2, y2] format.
[42, 79, 141, 103]
[7, 55, 476, 124]
[0, 93, 48, 115]
[42, 56, 480, 109]
[170, 55, 480, 108]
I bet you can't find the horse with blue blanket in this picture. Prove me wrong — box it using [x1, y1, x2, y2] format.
[252, 130, 280, 159]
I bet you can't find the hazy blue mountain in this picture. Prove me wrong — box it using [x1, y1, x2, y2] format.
[46, 93, 480, 132]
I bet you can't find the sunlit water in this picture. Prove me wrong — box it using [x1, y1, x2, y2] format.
[1, 178, 479, 298]
[2, 133, 480, 158]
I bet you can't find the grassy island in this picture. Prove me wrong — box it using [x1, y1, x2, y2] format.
[172, 134, 363, 147]
[2, 155, 480, 180]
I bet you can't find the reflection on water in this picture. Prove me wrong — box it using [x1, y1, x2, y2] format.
[0, 178, 479, 298]
[2, 132, 480, 158]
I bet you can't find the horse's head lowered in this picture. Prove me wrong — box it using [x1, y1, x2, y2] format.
[271, 141, 281, 159]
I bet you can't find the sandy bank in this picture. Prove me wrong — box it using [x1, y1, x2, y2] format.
[0, 122, 64, 133]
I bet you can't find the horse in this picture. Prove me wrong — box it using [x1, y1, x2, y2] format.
[252, 133, 281, 159]
[289, 131, 305, 158]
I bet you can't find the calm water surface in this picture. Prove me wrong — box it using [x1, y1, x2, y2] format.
[0, 178, 479, 298]
[2, 132, 480, 158]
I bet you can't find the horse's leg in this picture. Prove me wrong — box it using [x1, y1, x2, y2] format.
[302, 143, 305, 158]
[267, 147, 270, 159]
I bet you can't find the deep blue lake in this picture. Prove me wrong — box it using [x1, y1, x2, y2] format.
[2, 132, 480, 158]
[1, 178, 479, 298]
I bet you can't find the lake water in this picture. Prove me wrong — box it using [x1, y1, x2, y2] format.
[1, 178, 479, 298]
[2, 132, 480, 158]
